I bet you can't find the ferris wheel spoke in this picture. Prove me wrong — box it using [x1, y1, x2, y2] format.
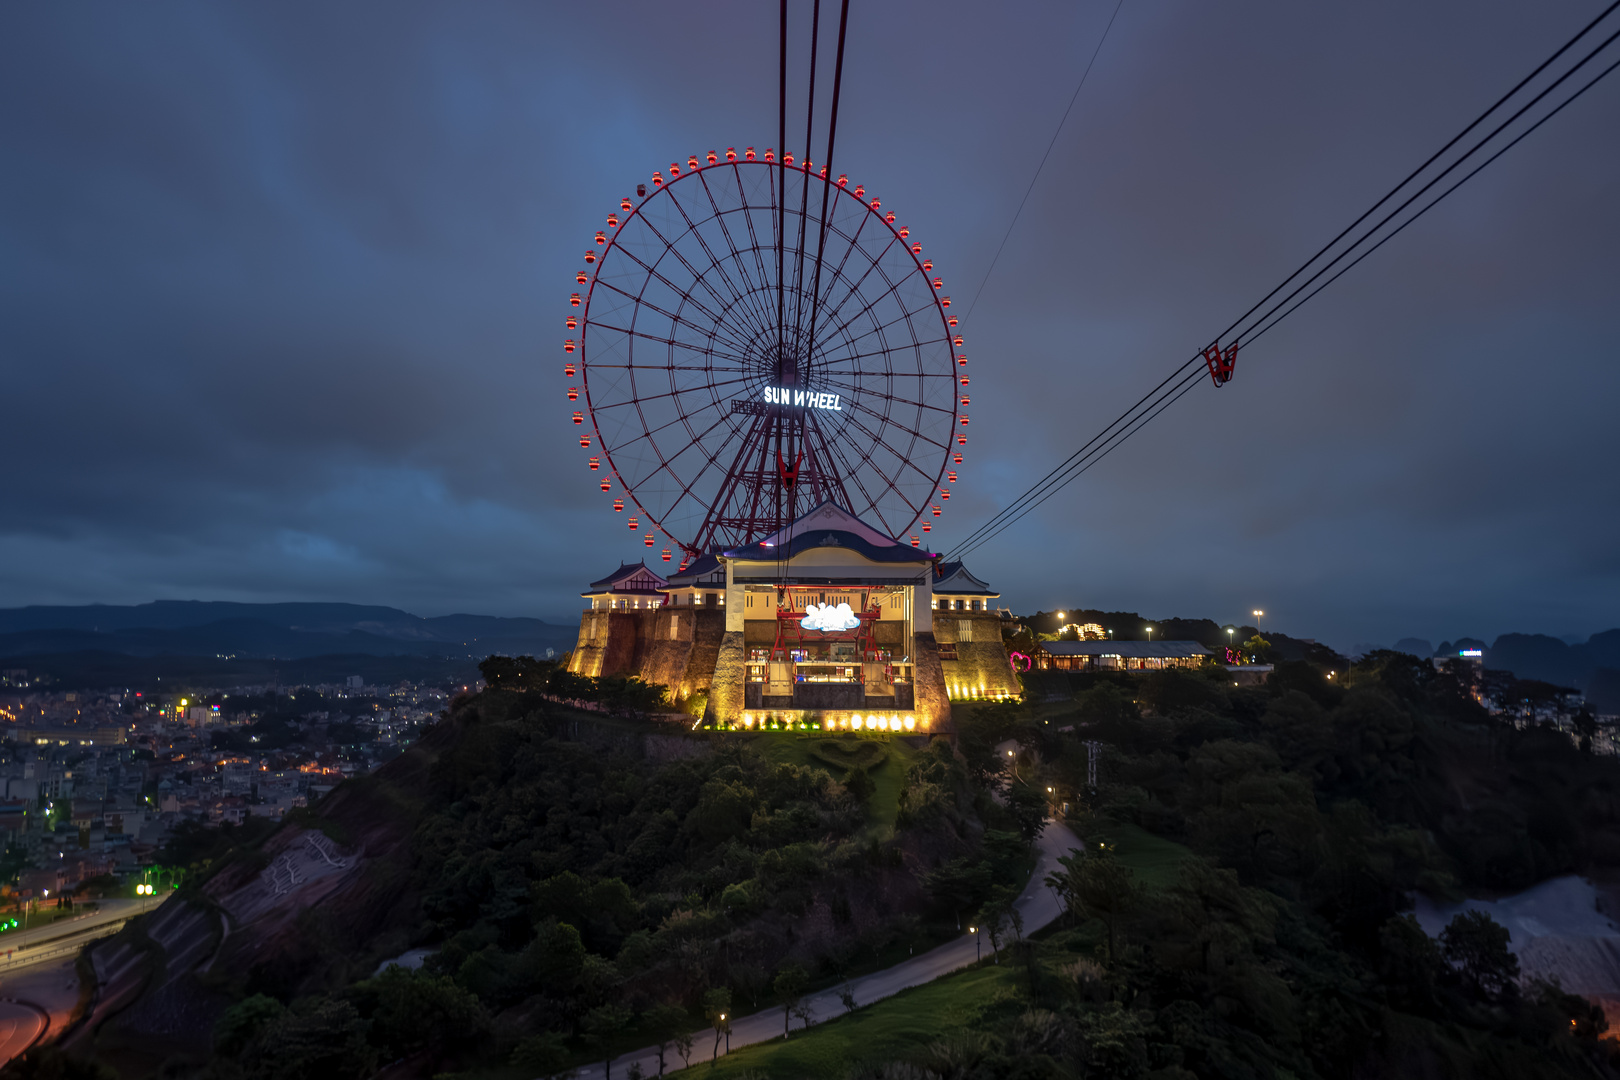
[670, 180, 779, 340]
[697, 171, 778, 331]
[589, 277, 757, 361]
[800, 200, 874, 342]
[808, 231, 905, 343]
[722, 164, 782, 332]
[589, 362, 752, 373]
[816, 338, 953, 377]
[815, 374, 956, 421]
[626, 212, 761, 347]
[597, 372, 756, 413]
[605, 245, 755, 358]
[686, 413, 773, 542]
[826, 397, 949, 490]
[590, 275, 745, 356]
[799, 410, 861, 519]
[810, 253, 920, 363]
[587, 322, 754, 369]
[809, 415, 901, 534]
[817, 303, 952, 363]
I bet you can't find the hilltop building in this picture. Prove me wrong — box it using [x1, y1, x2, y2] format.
[566, 502, 1021, 730]
[1035, 639, 1213, 672]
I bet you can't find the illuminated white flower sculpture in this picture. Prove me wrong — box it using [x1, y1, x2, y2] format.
[801, 602, 861, 633]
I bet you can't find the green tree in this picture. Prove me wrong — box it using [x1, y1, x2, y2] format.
[214, 993, 286, 1056]
[1441, 909, 1520, 999]
[510, 1031, 569, 1077]
[1378, 914, 1446, 1014]
[773, 961, 808, 1038]
[976, 885, 1016, 964]
[921, 857, 991, 929]
[583, 1002, 633, 1080]
[844, 766, 877, 803]
[359, 966, 487, 1060]
[702, 986, 732, 1063]
[241, 996, 374, 1080]
[1004, 782, 1048, 841]
[644, 1003, 689, 1076]
[1046, 844, 1138, 961]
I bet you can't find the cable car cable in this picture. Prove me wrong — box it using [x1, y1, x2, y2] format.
[807, 0, 852, 363]
[939, 5, 1620, 564]
[1207, 0, 1620, 358]
[1239, 43, 1620, 351]
[962, 0, 1126, 323]
[1224, 16, 1620, 356]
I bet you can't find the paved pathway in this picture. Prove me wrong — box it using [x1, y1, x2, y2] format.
[0, 1000, 47, 1065]
[578, 818, 1082, 1079]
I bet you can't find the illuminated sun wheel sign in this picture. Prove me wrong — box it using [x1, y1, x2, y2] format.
[568, 151, 964, 555]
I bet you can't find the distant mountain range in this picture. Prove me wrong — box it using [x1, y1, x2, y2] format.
[1378, 630, 1620, 711]
[0, 601, 579, 661]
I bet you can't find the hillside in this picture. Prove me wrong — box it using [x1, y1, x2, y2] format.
[29, 652, 1620, 1080]
[53, 674, 1025, 1078]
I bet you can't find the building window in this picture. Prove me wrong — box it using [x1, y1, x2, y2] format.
[958, 619, 973, 642]
[970, 599, 980, 611]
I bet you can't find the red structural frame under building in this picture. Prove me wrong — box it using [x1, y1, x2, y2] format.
[768, 587, 885, 677]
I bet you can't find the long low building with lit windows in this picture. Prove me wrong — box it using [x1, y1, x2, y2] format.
[566, 502, 1022, 729]
[1035, 639, 1212, 672]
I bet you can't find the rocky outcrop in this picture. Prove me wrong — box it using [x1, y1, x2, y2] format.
[910, 631, 952, 734]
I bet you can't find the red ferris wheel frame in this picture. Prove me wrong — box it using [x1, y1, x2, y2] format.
[568, 149, 965, 561]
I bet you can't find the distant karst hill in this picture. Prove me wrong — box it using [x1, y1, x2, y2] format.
[0, 600, 578, 661]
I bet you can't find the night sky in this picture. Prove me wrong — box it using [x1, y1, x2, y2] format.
[4, 2, 1617, 652]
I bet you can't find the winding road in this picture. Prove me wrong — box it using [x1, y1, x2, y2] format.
[575, 817, 1082, 1080]
[0, 1000, 48, 1064]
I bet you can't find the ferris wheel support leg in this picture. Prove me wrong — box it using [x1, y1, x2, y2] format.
[703, 631, 748, 729]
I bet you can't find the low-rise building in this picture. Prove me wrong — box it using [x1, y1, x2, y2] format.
[1036, 639, 1213, 672]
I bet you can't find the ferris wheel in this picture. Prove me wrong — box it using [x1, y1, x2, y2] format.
[567, 148, 966, 565]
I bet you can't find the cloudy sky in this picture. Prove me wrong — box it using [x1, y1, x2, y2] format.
[3, 1, 1617, 651]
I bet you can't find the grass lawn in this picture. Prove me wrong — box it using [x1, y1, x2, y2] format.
[670, 959, 1023, 1079]
[754, 732, 919, 840]
[1091, 821, 1193, 889]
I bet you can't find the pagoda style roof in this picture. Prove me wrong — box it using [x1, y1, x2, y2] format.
[933, 561, 998, 597]
[722, 502, 932, 565]
[664, 553, 724, 586]
[584, 561, 669, 596]
[1038, 640, 1212, 659]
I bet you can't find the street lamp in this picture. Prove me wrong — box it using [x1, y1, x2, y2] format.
[969, 925, 980, 962]
[721, 1014, 729, 1053]
[1145, 626, 1154, 642]
[1252, 609, 1264, 630]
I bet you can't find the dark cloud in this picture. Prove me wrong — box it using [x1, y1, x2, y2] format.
[2, 1, 1616, 650]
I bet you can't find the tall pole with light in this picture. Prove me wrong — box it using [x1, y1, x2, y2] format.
[1145, 626, 1154, 642]
[1252, 609, 1264, 631]
[970, 925, 980, 962]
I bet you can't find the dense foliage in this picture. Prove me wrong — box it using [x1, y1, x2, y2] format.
[829, 651, 1620, 1079]
[177, 680, 1025, 1079]
[33, 651, 1620, 1080]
